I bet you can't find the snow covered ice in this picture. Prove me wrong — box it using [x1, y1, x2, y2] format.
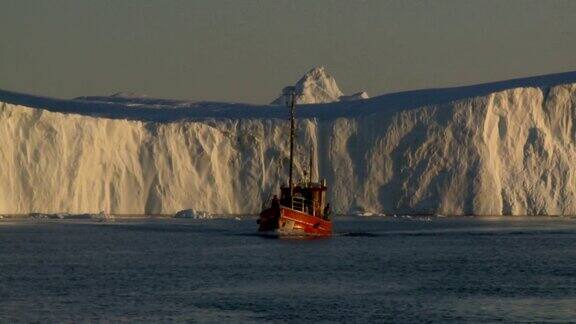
[1, 68, 576, 215]
[271, 66, 369, 105]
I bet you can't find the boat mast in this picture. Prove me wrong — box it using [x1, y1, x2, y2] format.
[286, 87, 296, 202]
[309, 146, 313, 184]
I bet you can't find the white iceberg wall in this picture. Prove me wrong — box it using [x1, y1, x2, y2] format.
[1, 83, 575, 215]
[0, 104, 311, 214]
[325, 84, 576, 215]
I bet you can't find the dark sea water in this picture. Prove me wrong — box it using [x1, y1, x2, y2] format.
[1, 216, 576, 323]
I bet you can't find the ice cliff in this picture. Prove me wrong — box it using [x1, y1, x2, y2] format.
[1, 70, 576, 215]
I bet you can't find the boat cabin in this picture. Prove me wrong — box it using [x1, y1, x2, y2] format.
[279, 180, 329, 219]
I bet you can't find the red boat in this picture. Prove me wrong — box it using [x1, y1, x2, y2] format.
[258, 182, 332, 236]
[257, 87, 333, 237]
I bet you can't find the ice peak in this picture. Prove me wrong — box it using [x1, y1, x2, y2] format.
[271, 66, 368, 105]
[300, 66, 332, 83]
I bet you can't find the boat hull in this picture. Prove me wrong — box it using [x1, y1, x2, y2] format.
[258, 206, 332, 236]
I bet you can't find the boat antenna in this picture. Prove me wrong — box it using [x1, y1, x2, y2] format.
[284, 87, 296, 203]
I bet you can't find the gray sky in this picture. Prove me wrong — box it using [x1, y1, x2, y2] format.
[1, 0, 575, 104]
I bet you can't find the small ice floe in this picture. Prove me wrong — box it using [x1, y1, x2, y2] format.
[29, 213, 49, 219]
[94, 211, 115, 222]
[29, 212, 82, 220]
[233, 216, 242, 221]
[351, 209, 377, 217]
[174, 209, 212, 219]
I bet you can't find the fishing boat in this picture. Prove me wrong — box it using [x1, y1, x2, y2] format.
[257, 87, 333, 236]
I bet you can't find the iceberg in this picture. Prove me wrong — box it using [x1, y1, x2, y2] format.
[174, 209, 212, 219]
[1, 70, 576, 215]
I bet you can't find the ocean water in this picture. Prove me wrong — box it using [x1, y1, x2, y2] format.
[1, 216, 576, 323]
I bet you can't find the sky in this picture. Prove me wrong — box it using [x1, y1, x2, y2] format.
[1, 0, 575, 104]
